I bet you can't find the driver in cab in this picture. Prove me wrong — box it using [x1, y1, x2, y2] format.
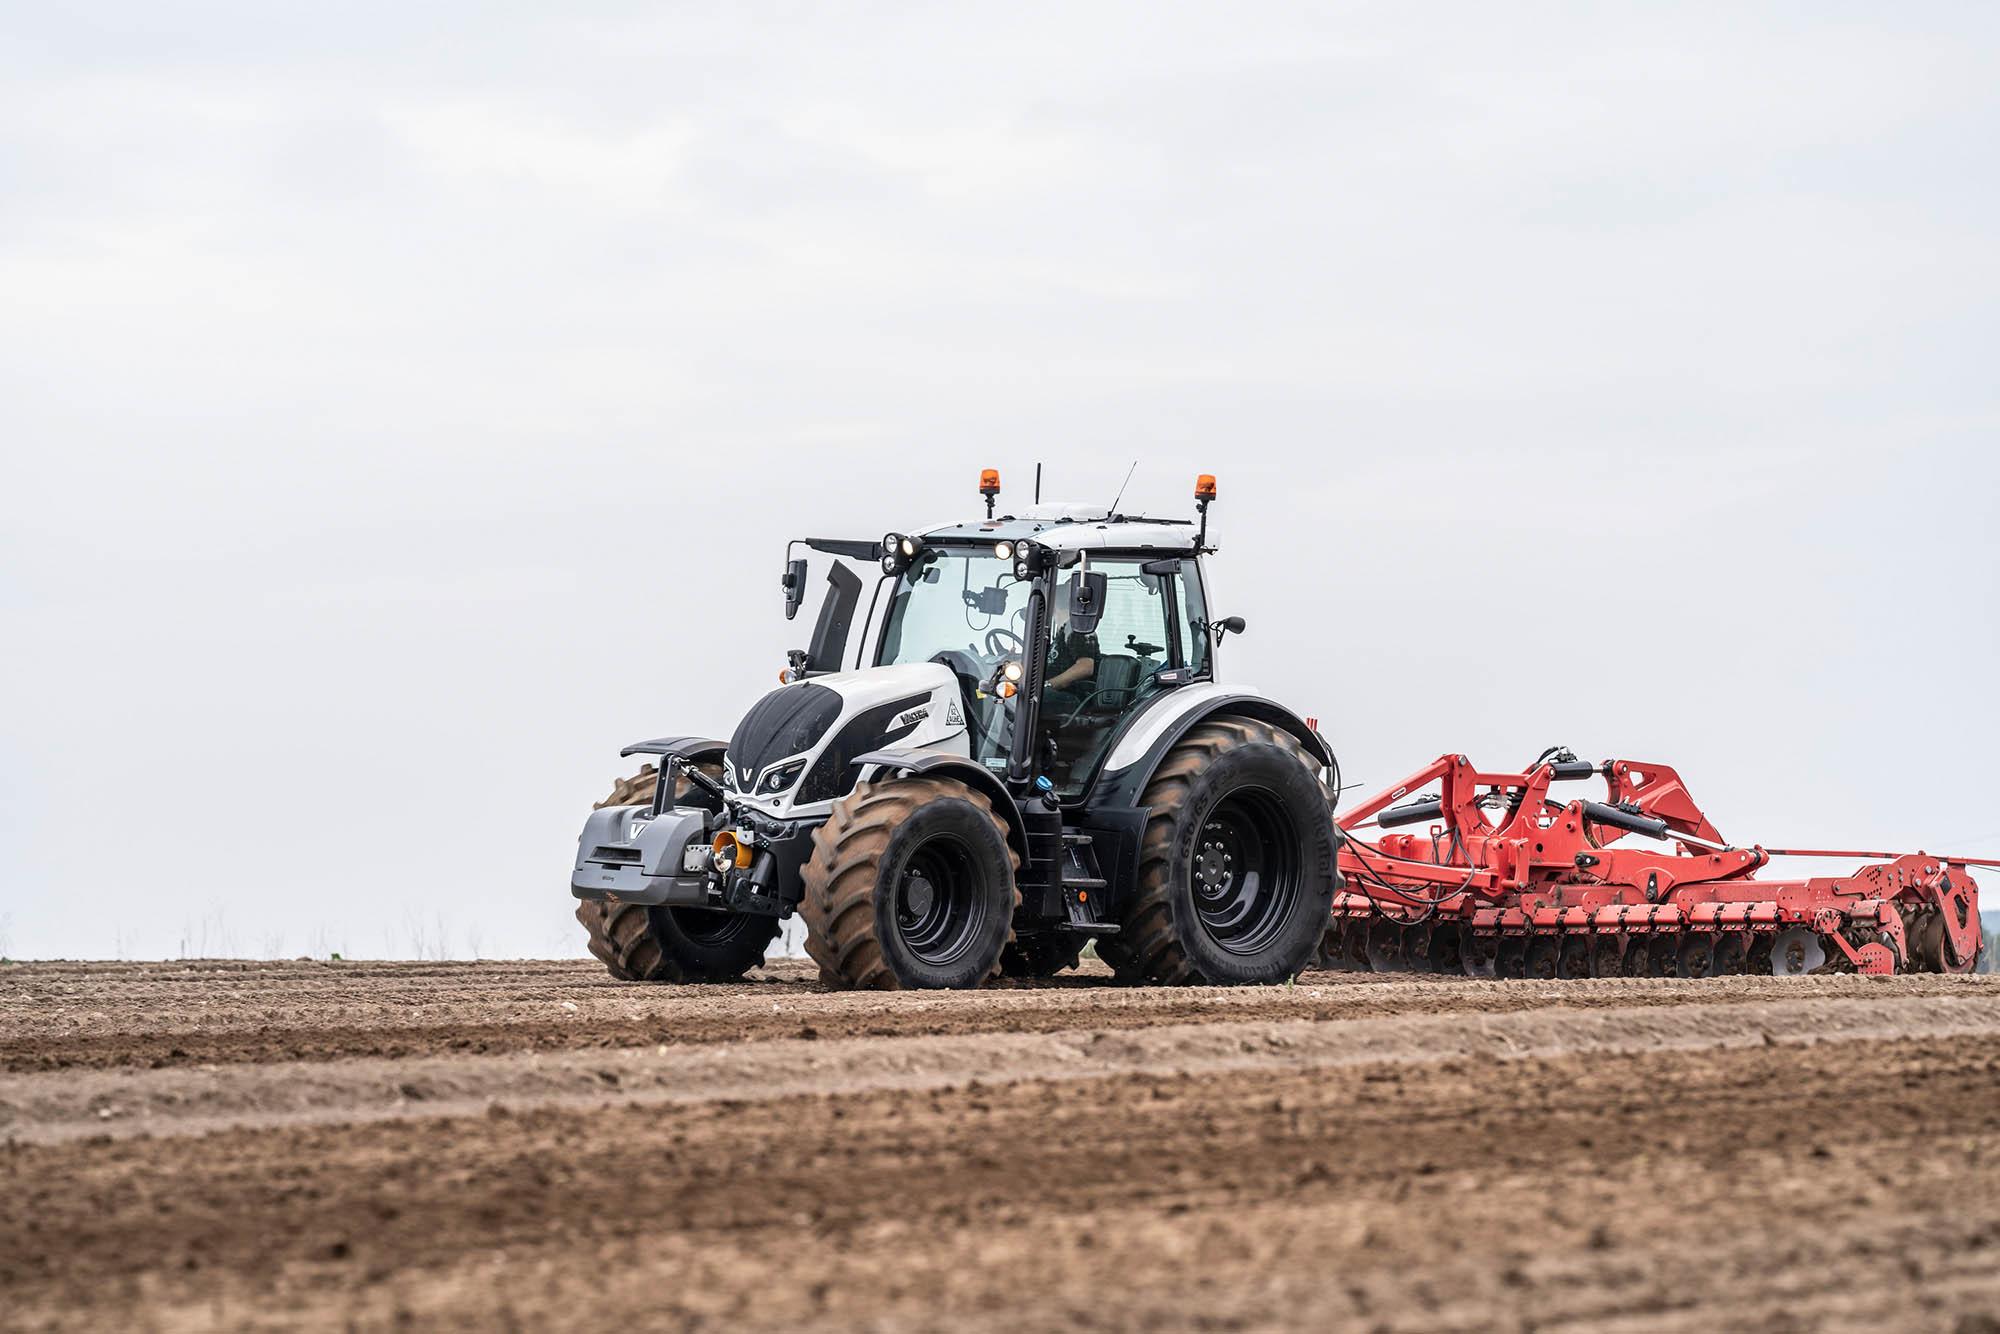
[1043, 619, 1099, 715]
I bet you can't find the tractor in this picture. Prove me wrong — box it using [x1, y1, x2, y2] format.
[570, 471, 1339, 989]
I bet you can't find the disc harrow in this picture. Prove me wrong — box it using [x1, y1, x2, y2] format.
[1323, 750, 1989, 978]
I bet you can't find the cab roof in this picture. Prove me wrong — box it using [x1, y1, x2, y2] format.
[921, 504, 1200, 555]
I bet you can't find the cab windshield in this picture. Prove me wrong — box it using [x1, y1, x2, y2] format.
[877, 550, 1034, 768]
[878, 551, 1033, 667]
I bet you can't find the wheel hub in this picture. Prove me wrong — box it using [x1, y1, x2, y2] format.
[1195, 834, 1235, 895]
[900, 871, 936, 921]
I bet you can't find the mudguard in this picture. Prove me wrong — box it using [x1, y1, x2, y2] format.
[849, 747, 1029, 859]
[619, 734, 728, 762]
[1086, 685, 1332, 815]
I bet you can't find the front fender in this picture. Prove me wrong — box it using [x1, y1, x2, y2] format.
[849, 748, 1028, 861]
[619, 734, 728, 763]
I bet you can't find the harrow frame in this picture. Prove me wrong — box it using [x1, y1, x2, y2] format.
[1326, 751, 1989, 978]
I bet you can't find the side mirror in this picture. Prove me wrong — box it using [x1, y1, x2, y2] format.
[781, 558, 808, 621]
[1066, 571, 1108, 634]
[1218, 615, 1246, 637]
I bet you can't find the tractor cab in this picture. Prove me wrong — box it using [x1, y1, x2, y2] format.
[789, 478, 1224, 801]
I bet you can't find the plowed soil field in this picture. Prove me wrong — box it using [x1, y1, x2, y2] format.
[5, 959, 1999, 1331]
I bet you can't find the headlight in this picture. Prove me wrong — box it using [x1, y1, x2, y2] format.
[994, 541, 1013, 559]
[760, 759, 808, 794]
[900, 536, 918, 557]
[1003, 660, 1023, 683]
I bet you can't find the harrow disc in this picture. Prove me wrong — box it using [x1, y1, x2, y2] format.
[1341, 919, 1373, 971]
[1522, 936, 1560, 980]
[1425, 921, 1464, 974]
[1461, 931, 1500, 978]
[1770, 927, 1826, 976]
[1401, 922, 1439, 974]
[1618, 938, 1649, 977]
[1366, 918, 1413, 972]
[1494, 935, 1528, 979]
[1644, 935, 1678, 977]
[1588, 936, 1625, 978]
[1318, 921, 1356, 971]
[1556, 935, 1592, 979]
[1711, 933, 1750, 975]
[1676, 932, 1716, 979]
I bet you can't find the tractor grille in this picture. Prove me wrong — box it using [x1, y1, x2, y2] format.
[589, 846, 643, 865]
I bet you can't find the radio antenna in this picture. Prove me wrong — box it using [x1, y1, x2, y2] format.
[1034, 463, 1042, 504]
[1107, 459, 1138, 517]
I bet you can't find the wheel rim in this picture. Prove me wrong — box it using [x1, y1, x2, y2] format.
[893, 834, 988, 967]
[1189, 789, 1304, 957]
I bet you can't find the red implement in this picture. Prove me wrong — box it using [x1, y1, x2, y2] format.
[1324, 751, 1986, 978]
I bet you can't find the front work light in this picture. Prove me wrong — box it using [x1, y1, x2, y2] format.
[880, 533, 909, 574]
[994, 541, 1014, 560]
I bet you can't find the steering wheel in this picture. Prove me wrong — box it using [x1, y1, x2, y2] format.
[985, 627, 1024, 656]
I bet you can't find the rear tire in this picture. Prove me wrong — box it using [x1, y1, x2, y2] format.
[575, 764, 779, 982]
[1099, 719, 1336, 985]
[801, 775, 1021, 990]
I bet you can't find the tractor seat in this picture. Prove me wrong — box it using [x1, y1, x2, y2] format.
[1088, 654, 1145, 712]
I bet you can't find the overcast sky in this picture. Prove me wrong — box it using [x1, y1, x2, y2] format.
[3, 3, 1996, 960]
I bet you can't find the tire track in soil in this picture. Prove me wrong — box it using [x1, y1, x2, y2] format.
[4, 1026, 1997, 1330]
[5, 992, 1999, 1143]
[6, 958, 1991, 1072]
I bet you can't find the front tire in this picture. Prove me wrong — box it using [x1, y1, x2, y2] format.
[575, 765, 779, 982]
[801, 775, 1021, 990]
[1099, 719, 1336, 985]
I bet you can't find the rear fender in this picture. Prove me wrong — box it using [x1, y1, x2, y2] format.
[1087, 688, 1332, 815]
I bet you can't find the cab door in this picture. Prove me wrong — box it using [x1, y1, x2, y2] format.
[1041, 557, 1205, 795]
